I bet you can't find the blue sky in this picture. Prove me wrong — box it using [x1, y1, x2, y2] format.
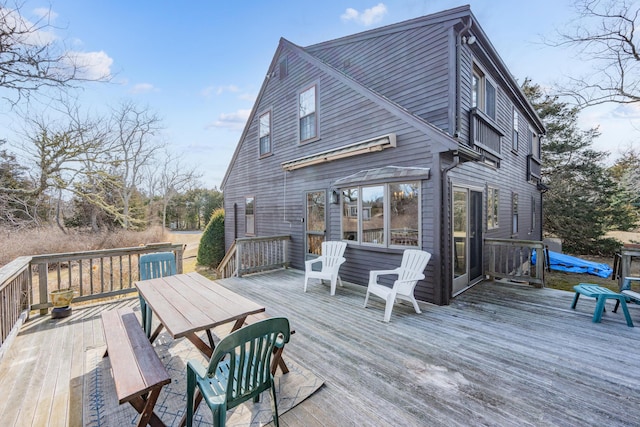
[2, 1, 639, 188]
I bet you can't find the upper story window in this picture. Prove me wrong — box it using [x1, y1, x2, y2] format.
[341, 182, 420, 248]
[472, 65, 496, 120]
[512, 109, 519, 152]
[529, 129, 540, 159]
[259, 111, 271, 156]
[299, 85, 317, 142]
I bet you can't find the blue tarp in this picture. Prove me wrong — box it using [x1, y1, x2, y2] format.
[532, 250, 613, 278]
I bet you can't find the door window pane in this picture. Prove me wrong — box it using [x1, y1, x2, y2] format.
[306, 191, 325, 255]
[453, 189, 467, 278]
[245, 197, 255, 235]
[390, 182, 419, 246]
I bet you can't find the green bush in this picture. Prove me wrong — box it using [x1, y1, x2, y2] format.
[197, 208, 225, 268]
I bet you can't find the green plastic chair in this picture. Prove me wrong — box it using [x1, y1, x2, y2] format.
[186, 317, 291, 427]
[138, 252, 177, 338]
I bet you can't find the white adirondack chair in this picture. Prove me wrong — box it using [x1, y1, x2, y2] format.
[364, 249, 431, 322]
[304, 241, 347, 296]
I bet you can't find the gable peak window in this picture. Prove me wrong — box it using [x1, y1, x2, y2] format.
[299, 84, 317, 142]
[259, 111, 271, 156]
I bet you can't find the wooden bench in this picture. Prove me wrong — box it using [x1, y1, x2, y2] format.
[571, 284, 634, 327]
[101, 307, 171, 427]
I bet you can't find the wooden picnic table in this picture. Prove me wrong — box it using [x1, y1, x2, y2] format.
[135, 272, 266, 358]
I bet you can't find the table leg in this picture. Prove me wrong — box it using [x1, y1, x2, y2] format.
[128, 387, 166, 427]
[593, 296, 607, 323]
[571, 292, 580, 309]
[184, 332, 213, 359]
[149, 323, 164, 344]
[617, 298, 634, 327]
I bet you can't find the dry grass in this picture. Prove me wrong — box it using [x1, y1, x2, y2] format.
[0, 226, 166, 268]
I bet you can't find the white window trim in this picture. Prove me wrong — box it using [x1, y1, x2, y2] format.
[298, 82, 319, 144]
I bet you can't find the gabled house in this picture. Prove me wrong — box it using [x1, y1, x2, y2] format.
[220, 5, 545, 305]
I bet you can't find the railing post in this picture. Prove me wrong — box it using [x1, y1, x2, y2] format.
[37, 262, 49, 316]
[236, 241, 242, 277]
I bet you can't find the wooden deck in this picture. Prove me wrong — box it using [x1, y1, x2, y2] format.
[0, 269, 639, 426]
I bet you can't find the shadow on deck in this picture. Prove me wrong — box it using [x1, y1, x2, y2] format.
[0, 269, 639, 426]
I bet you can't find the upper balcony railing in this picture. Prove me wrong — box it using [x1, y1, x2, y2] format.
[469, 108, 504, 156]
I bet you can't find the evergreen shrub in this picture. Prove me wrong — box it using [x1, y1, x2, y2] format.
[197, 208, 225, 268]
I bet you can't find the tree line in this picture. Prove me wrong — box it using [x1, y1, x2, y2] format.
[0, 100, 221, 232]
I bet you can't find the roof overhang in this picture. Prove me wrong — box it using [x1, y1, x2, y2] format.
[281, 133, 396, 172]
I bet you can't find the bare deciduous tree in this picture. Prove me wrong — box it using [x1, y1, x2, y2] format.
[0, 1, 109, 105]
[553, 0, 640, 107]
[109, 101, 164, 229]
[151, 150, 202, 230]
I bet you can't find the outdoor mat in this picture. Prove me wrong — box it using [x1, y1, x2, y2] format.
[83, 333, 323, 426]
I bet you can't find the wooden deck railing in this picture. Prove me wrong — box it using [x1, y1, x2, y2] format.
[484, 238, 545, 287]
[0, 256, 31, 353]
[0, 242, 185, 359]
[217, 235, 290, 278]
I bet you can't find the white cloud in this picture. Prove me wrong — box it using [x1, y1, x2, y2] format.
[610, 104, 640, 119]
[201, 84, 241, 98]
[341, 3, 387, 26]
[66, 50, 113, 80]
[0, 7, 57, 45]
[130, 83, 157, 94]
[208, 109, 251, 131]
[33, 7, 58, 21]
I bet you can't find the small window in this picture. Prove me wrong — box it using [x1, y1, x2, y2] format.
[512, 109, 519, 152]
[485, 80, 496, 119]
[245, 197, 255, 236]
[487, 187, 499, 230]
[530, 129, 540, 159]
[299, 85, 317, 142]
[472, 65, 496, 120]
[279, 57, 288, 80]
[259, 111, 271, 156]
[511, 193, 518, 235]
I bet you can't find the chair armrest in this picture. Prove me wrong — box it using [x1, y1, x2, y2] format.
[187, 359, 207, 379]
[369, 268, 400, 283]
[392, 273, 425, 288]
[305, 257, 325, 269]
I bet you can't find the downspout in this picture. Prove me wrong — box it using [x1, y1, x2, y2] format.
[455, 16, 473, 138]
[439, 152, 461, 305]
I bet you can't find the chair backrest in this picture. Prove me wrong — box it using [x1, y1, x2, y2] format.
[139, 252, 177, 280]
[396, 249, 432, 295]
[322, 241, 347, 258]
[206, 317, 291, 410]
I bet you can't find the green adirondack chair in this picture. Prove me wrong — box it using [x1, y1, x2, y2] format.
[185, 317, 291, 427]
[138, 252, 177, 338]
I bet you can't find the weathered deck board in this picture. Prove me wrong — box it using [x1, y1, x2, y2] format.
[0, 270, 638, 426]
